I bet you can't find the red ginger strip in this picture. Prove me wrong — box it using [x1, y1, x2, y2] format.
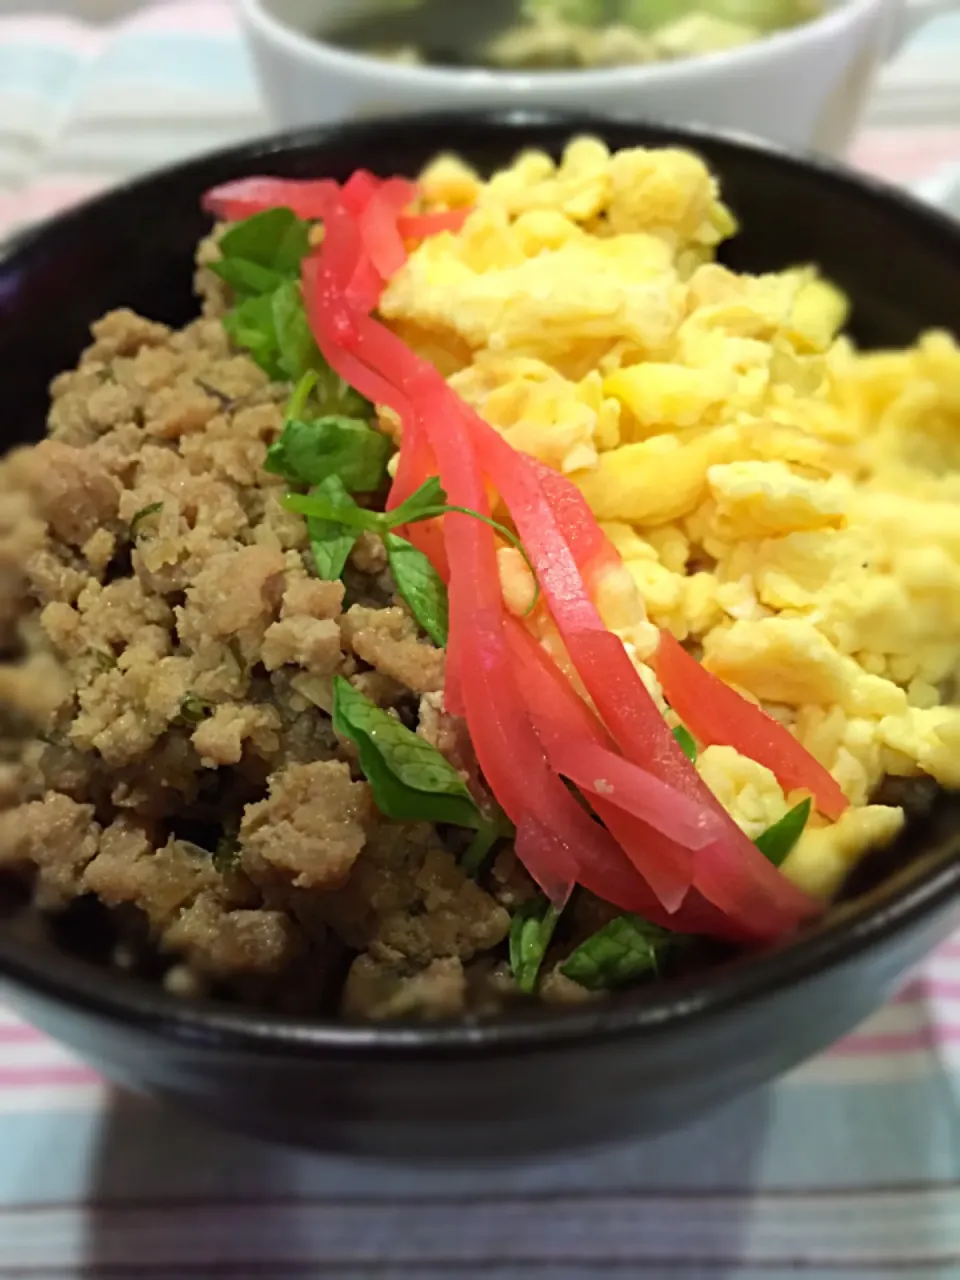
[281, 177, 819, 937]
[359, 177, 418, 281]
[397, 208, 472, 238]
[300, 210, 612, 908]
[202, 177, 340, 222]
[342, 312, 817, 934]
[505, 620, 768, 939]
[655, 631, 850, 821]
[470, 427, 818, 935]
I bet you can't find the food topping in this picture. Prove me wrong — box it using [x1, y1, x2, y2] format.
[1, 137, 955, 1018]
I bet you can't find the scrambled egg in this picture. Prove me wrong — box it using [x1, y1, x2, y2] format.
[378, 137, 960, 900]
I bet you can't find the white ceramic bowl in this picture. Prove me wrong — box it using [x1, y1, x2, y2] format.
[239, 0, 954, 154]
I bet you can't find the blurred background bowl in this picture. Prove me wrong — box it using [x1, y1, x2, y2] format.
[238, 0, 952, 152]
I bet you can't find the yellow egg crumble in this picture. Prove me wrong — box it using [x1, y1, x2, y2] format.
[377, 137, 960, 899]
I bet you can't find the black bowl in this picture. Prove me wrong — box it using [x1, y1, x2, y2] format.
[2, 111, 960, 1162]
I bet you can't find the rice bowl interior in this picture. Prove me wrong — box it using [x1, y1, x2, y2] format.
[0, 132, 958, 1027]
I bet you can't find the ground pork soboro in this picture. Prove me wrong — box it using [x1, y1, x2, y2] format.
[0, 241, 529, 1021]
[340, 605, 446, 694]
[316, 822, 510, 965]
[82, 817, 302, 982]
[341, 954, 466, 1020]
[0, 793, 100, 909]
[240, 760, 375, 892]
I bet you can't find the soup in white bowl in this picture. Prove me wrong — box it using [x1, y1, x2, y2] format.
[239, 0, 951, 153]
[324, 0, 826, 71]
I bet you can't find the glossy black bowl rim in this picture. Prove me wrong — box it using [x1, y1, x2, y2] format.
[2, 107, 959, 1060]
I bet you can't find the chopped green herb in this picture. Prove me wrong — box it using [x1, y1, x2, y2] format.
[271, 279, 324, 382]
[285, 470, 539, 632]
[285, 490, 384, 533]
[560, 914, 671, 991]
[385, 534, 448, 647]
[285, 370, 319, 422]
[754, 797, 812, 867]
[305, 475, 361, 580]
[672, 724, 698, 762]
[223, 271, 337, 388]
[213, 822, 241, 875]
[227, 638, 247, 674]
[333, 675, 483, 827]
[510, 899, 562, 995]
[129, 501, 163, 542]
[381, 479, 541, 612]
[285, 362, 372, 421]
[265, 414, 393, 492]
[331, 677, 511, 871]
[224, 281, 352, 390]
[88, 649, 116, 673]
[177, 694, 213, 726]
[211, 207, 310, 294]
[461, 815, 513, 877]
[384, 476, 448, 527]
[210, 256, 288, 298]
[222, 293, 285, 380]
[286, 475, 444, 532]
[285, 475, 539, 609]
[309, 525, 360, 579]
[214, 210, 371, 411]
[324, 378, 371, 418]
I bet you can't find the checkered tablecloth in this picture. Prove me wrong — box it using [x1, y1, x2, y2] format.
[1, 3, 960, 1276]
